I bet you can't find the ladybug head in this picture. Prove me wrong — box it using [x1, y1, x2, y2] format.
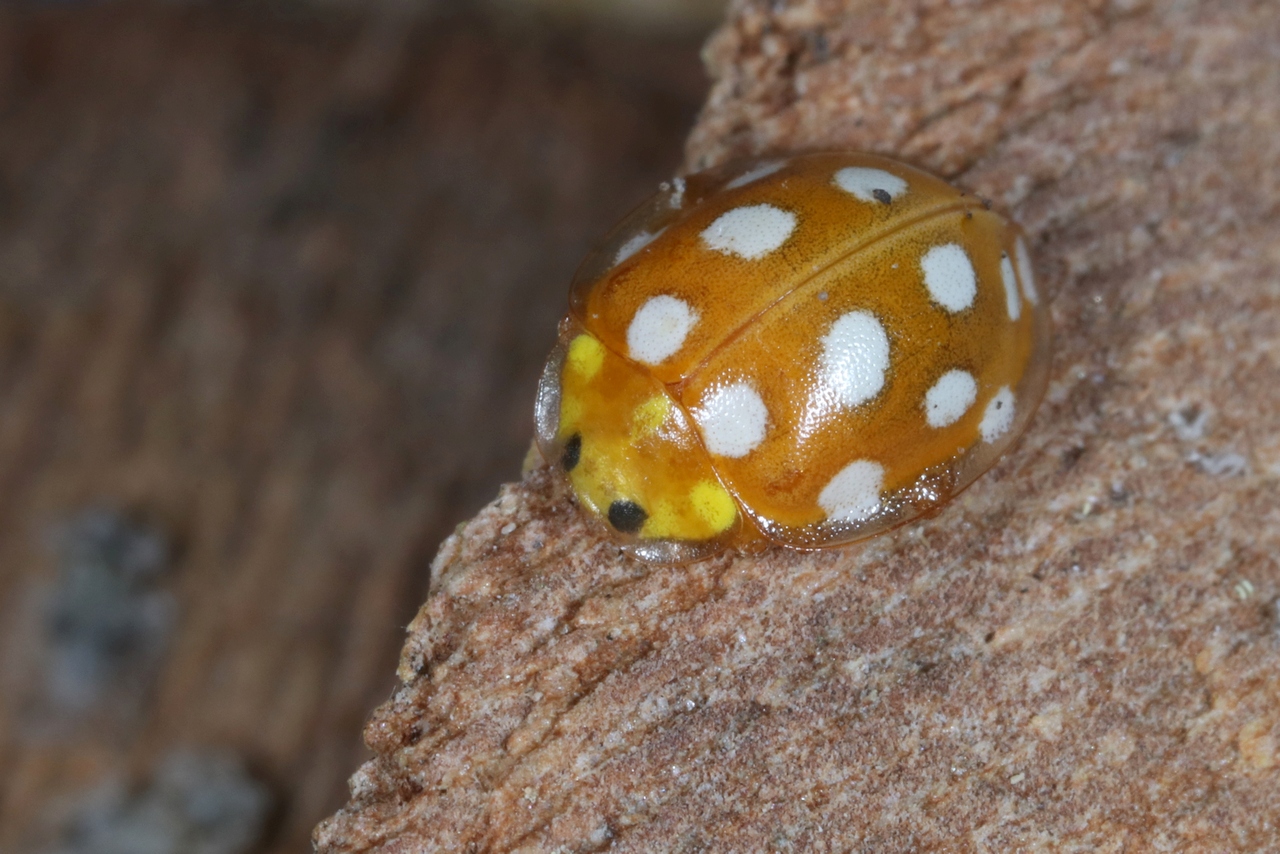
[536, 330, 740, 559]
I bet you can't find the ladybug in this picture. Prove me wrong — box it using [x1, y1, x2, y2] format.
[534, 152, 1050, 563]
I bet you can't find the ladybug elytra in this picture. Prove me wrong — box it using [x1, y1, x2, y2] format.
[535, 152, 1050, 563]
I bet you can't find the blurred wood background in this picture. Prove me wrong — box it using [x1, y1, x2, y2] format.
[0, 2, 709, 851]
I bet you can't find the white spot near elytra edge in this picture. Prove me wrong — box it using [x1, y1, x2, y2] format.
[701, 204, 796, 260]
[627, 295, 698, 365]
[614, 228, 664, 266]
[922, 243, 977, 312]
[980, 387, 1016, 442]
[1000, 252, 1021, 320]
[695, 382, 769, 458]
[1015, 236, 1039, 304]
[820, 310, 890, 408]
[819, 460, 885, 523]
[833, 167, 908, 203]
[924, 369, 978, 428]
[724, 161, 785, 190]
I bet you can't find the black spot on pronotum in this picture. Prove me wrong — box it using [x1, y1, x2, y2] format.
[872, 187, 892, 204]
[608, 500, 647, 534]
[561, 433, 582, 471]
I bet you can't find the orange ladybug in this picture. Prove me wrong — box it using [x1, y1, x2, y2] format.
[534, 152, 1050, 563]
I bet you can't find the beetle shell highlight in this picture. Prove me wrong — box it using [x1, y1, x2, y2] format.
[535, 152, 1050, 563]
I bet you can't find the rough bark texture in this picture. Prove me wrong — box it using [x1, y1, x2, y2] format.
[0, 7, 704, 853]
[314, 0, 1280, 850]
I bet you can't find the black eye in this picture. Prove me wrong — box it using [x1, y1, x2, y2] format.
[561, 433, 582, 471]
[607, 500, 647, 534]
[872, 188, 892, 204]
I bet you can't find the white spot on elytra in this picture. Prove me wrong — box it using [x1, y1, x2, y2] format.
[921, 243, 977, 312]
[696, 382, 769, 458]
[833, 167, 908, 203]
[724, 161, 785, 190]
[701, 204, 796, 260]
[627, 295, 698, 365]
[1015, 236, 1039, 304]
[614, 228, 664, 266]
[818, 460, 885, 523]
[820, 310, 890, 408]
[1000, 253, 1021, 320]
[979, 387, 1016, 442]
[924, 369, 978, 428]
